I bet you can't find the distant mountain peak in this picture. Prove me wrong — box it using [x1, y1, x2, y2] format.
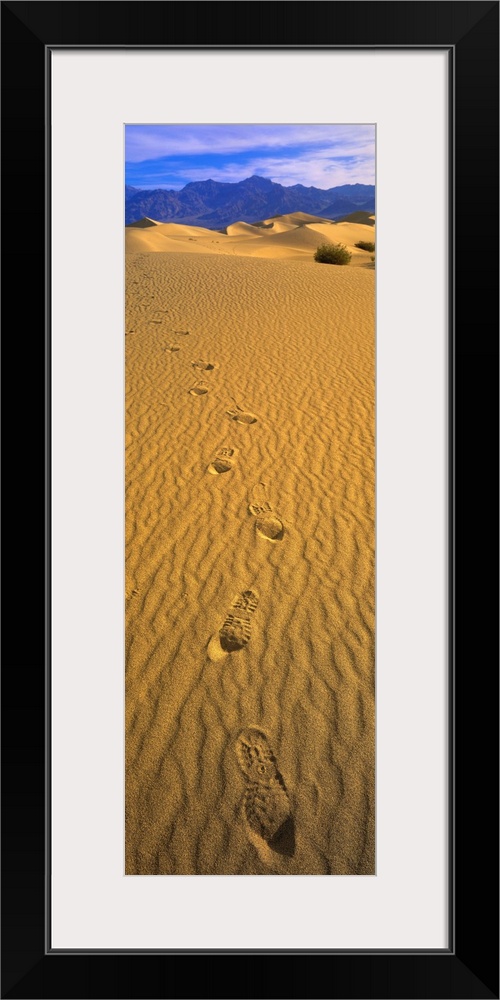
[241, 174, 274, 186]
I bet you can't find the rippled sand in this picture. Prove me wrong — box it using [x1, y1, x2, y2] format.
[125, 222, 375, 875]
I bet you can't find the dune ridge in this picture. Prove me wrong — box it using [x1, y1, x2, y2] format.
[125, 221, 375, 875]
[125, 215, 376, 264]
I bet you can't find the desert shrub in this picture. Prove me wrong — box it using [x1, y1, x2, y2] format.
[355, 241, 375, 252]
[314, 242, 352, 265]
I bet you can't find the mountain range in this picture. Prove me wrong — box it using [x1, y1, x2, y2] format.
[125, 175, 375, 229]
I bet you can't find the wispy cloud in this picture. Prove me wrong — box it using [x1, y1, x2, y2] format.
[126, 124, 374, 161]
[125, 124, 375, 190]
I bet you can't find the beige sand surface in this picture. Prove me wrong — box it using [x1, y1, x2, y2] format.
[125, 217, 375, 875]
[125, 213, 376, 264]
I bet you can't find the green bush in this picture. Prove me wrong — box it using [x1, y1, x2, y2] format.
[355, 241, 375, 253]
[314, 242, 352, 265]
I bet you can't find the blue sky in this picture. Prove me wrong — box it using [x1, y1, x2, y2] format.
[125, 125, 375, 191]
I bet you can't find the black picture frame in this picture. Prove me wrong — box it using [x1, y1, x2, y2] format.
[1, 2, 498, 998]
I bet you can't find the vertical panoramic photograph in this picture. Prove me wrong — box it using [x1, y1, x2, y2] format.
[125, 124, 375, 875]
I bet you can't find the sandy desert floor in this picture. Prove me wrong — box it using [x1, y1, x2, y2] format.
[125, 215, 375, 874]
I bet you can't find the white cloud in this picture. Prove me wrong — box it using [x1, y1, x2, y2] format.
[156, 151, 374, 189]
[125, 124, 375, 164]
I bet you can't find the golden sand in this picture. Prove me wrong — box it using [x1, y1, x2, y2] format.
[125, 216, 375, 874]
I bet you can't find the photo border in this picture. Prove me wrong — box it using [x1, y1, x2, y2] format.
[2, 2, 498, 998]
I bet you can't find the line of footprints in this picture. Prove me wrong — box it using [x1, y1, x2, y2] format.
[166, 324, 293, 859]
[168, 330, 284, 540]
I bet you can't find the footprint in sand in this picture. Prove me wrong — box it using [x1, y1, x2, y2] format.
[189, 380, 210, 396]
[235, 727, 294, 855]
[173, 330, 190, 336]
[248, 487, 285, 542]
[165, 344, 181, 353]
[207, 447, 239, 475]
[192, 359, 217, 372]
[226, 409, 258, 425]
[207, 589, 258, 661]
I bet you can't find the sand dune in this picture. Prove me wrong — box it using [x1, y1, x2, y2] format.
[306, 221, 374, 244]
[125, 220, 375, 875]
[225, 221, 375, 261]
[258, 219, 297, 234]
[268, 211, 334, 226]
[225, 221, 263, 237]
[154, 221, 220, 238]
[338, 211, 376, 227]
[242, 224, 328, 256]
[125, 224, 224, 255]
[126, 215, 376, 265]
[127, 216, 162, 228]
